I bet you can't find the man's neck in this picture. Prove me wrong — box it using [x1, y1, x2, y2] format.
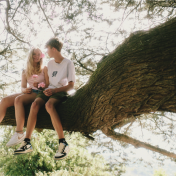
[54, 52, 64, 63]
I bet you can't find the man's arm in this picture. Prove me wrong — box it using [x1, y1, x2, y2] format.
[54, 81, 74, 93]
[43, 81, 74, 96]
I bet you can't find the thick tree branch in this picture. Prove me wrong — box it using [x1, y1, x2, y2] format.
[2, 16, 176, 130]
[2, 16, 176, 159]
[102, 127, 176, 159]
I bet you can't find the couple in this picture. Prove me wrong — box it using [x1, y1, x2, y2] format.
[0, 37, 75, 160]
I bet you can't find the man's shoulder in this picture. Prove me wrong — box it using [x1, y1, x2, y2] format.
[47, 59, 55, 66]
[64, 58, 73, 65]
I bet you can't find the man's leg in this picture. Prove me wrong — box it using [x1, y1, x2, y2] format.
[6, 93, 37, 147]
[45, 98, 64, 138]
[45, 98, 69, 160]
[14, 97, 45, 155]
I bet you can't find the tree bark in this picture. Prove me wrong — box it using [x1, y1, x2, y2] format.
[1, 17, 176, 158]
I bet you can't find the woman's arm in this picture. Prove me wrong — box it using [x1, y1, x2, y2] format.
[43, 66, 49, 88]
[21, 70, 32, 94]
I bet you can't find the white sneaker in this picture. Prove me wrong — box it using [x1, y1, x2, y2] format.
[54, 143, 70, 160]
[6, 132, 26, 147]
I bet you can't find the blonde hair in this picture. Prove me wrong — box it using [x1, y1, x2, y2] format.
[25, 48, 43, 78]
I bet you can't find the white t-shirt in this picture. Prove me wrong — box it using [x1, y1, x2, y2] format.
[47, 58, 75, 89]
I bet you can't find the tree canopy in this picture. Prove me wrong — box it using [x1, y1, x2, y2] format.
[1, 0, 176, 163]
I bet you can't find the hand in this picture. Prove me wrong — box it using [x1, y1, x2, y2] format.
[33, 82, 39, 88]
[25, 88, 32, 94]
[43, 89, 55, 96]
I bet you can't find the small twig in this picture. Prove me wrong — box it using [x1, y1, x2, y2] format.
[0, 80, 21, 88]
[0, 71, 20, 81]
[73, 53, 94, 73]
[38, 0, 56, 36]
[0, 46, 8, 55]
[115, 0, 142, 34]
[124, 118, 135, 134]
[5, 0, 30, 45]
[105, 33, 110, 53]
[139, 118, 144, 138]
[10, 0, 23, 20]
[112, 116, 137, 129]
[163, 115, 176, 122]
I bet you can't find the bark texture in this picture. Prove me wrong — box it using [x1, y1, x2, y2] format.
[1, 17, 176, 158]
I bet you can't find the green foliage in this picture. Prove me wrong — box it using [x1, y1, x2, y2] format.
[153, 168, 167, 176]
[0, 127, 125, 175]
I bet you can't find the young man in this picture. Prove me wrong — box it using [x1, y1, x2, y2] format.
[14, 38, 75, 160]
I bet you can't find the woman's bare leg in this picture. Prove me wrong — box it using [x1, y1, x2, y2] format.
[15, 93, 38, 133]
[25, 97, 45, 139]
[7, 93, 38, 147]
[0, 93, 22, 123]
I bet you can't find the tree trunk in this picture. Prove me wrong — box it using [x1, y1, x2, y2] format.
[2, 17, 176, 136]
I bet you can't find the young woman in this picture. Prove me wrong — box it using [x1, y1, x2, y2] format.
[0, 48, 49, 147]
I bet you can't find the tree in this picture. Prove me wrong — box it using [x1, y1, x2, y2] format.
[1, 0, 176, 164]
[1, 13, 176, 160]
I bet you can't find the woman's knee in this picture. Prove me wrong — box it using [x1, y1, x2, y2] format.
[0, 97, 11, 108]
[14, 96, 23, 105]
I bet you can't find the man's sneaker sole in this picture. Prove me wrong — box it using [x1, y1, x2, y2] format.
[54, 147, 70, 160]
[14, 149, 33, 155]
[54, 154, 68, 160]
[6, 134, 26, 147]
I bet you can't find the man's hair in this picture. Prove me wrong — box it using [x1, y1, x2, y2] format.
[45, 37, 63, 52]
